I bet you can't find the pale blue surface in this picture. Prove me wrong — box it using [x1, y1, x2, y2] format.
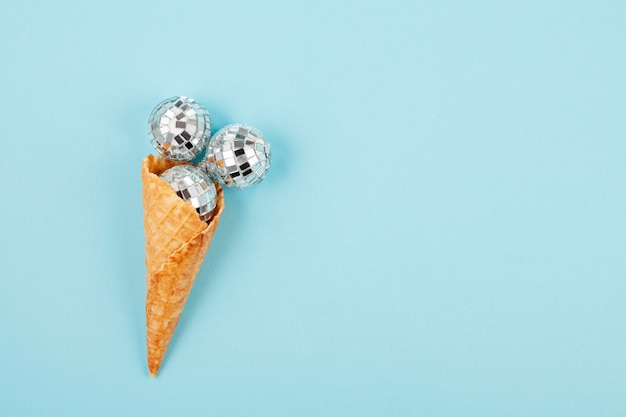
[1, 1, 625, 415]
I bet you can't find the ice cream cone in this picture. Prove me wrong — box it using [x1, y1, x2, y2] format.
[141, 154, 225, 377]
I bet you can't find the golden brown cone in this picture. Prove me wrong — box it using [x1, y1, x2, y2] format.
[142, 154, 225, 377]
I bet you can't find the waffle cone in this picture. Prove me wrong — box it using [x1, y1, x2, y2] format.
[142, 154, 225, 377]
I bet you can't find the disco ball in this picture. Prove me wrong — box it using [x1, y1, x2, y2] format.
[159, 165, 217, 222]
[148, 96, 211, 161]
[203, 124, 271, 189]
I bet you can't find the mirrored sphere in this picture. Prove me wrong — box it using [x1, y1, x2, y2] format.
[160, 165, 217, 222]
[203, 124, 271, 189]
[148, 96, 211, 161]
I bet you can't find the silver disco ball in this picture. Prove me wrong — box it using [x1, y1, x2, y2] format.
[159, 165, 217, 222]
[203, 124, 271, 189]
[148, 96, 211, 161]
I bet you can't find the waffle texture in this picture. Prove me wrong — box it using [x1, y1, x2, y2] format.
[141, 154, 225, 376]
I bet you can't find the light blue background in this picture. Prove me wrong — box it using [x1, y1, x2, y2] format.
[1, 1, 625, 415]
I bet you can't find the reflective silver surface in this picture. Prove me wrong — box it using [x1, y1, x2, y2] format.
[159, 165, 217, 222]
[203, 124, 271, 189]
[148, 96, 211, 161]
